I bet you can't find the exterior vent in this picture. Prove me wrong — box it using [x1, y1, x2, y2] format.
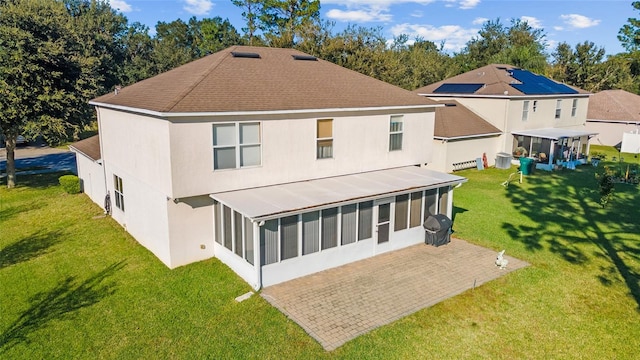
[292, 55, 317, 61]
[231, 51, 260, 59]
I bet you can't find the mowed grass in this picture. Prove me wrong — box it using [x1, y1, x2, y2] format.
[1, 146, 639, 358]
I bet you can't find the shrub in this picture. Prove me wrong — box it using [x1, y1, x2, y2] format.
[59, 175, 81, 194]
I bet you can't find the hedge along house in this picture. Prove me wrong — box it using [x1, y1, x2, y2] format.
[415, 64, 596, 171]
[84, 46, 466, 289]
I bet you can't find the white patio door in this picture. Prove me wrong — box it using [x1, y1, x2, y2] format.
[374, 198, 393, 253]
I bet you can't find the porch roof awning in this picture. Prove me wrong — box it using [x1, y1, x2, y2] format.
[211, 166, 467, 221]
[511, 128, 598, 140]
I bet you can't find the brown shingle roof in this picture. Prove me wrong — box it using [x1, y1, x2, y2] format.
[415, 64, 587, 96]
[91, 46, 437, 113]
[587, 89, 640, 122]
[434, 101, 501, 139]
[69, 135, 101, 161]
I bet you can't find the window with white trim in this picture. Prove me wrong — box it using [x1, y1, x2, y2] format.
[113, 175, 124, 211]
[389, 115, 403, 151]
[555, 100, 562, 119]
[317, 119, 333, 159]
[571, 99, 578, 117]
[522, 100, 530, 121]
[212, 122, 261, 170]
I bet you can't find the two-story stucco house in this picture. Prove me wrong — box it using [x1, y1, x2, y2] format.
[415, 64, 596, 171]
[72, 46, 466, 289]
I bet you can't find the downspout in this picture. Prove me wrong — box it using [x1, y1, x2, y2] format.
[96, 107, 109, 205]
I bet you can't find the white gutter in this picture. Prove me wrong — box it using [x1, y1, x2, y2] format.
[88, 101, 445, 118]
[417, 93, 590, 99]
[435, 132, 503, 141]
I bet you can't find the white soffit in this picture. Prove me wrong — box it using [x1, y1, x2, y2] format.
[211, 166, 467, 220]
[511, 128, 598, 140]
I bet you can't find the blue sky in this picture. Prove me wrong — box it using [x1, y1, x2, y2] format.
[110, 0, 636, 55]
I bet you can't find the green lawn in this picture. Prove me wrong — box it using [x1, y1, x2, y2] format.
[1, 148, 639, 359]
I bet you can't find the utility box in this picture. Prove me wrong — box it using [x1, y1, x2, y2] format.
[495, 152, 512, 169]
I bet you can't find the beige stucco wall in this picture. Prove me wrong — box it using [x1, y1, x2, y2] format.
[168, 109, 436, 198]
[586, 121, 640, 146]
[74, 153, 106, 208]
[426, 136, 501, 173]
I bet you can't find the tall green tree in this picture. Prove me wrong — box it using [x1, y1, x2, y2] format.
[550, 41, 609, 92]
[231, 0, 262, 45]
[618, 1, 640, 52]
[119, 22, 156, 85]
[153, 18, 199, 72]
[196, 16, 244, 55]
[0, 0, 81, 187]
[458, 18, 547, 72]
[258, 0, 320, 47]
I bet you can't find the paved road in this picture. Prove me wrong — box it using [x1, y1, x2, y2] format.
[0, 145, 77, 176]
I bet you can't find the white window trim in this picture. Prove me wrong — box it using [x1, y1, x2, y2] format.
[522, 100, 530, 121]
[555, 100, 562, 119]
[212, 122, 262, 170]
[571, 99, 578, 117]
[316, 119, 333, 159]
[113, 174, 124, 212]
[389, 115, 403, 151]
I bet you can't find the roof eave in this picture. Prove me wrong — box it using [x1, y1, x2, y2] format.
[434, 132, 503, 141]
[418, 93, 590, 99]
[89, 101, 444, 117]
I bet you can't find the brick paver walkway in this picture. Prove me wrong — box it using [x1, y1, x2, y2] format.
[261, 238, 529, 351]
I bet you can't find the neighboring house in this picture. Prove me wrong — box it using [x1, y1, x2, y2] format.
[415, 64, 596, 171]
[76, 46, 466, 289]
[430, 100, 501, 172]
[586, 89, 640, 146]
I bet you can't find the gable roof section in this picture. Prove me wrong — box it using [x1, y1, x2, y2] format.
[416, 64, 587, 97]
[587, 89, 640, 122]
[434, 101, 501, 139]
[69, 135, 101, 161]
[91, 46, 438, 115]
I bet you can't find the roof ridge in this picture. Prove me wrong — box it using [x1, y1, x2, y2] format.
[164, 47, 237, 112]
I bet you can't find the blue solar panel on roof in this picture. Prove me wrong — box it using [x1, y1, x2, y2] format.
[433, 83, 484, 94]
[509, 69, 578, 95]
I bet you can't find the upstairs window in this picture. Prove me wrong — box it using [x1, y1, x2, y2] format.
[389, 115, 403, 151]
[571, 99, 578, 117]
[555, 100, 562, 119]
[213, 122, 261, 170]
[317, 119, 333, 159]
[522, 100, 530, 121]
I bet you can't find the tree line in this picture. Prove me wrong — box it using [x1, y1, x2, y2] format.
[1, 0, 639, 188]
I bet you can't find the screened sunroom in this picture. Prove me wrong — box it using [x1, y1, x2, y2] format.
[210, 166, 466, 289]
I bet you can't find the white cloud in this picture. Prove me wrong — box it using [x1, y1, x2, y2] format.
[444, 0, 480, 9]
[472, 17, 488, 25]
[560, 14, 600, 29]
[326, 8, 393, 22]
[459, 0, 480, 10]
[410, 10, 424, 18]
[183, 0, 213, 16]
[553, 26, 564, 31]
[521, 16, 543, 29]
[391, 23, 478, 52]
[322, 0, 435, 6]
[109, 0, 132, 12]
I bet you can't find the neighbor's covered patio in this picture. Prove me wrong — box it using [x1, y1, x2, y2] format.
[511, 128, 598, 171]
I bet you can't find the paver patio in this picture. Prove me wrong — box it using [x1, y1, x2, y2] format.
[261, 238, 529, 351]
